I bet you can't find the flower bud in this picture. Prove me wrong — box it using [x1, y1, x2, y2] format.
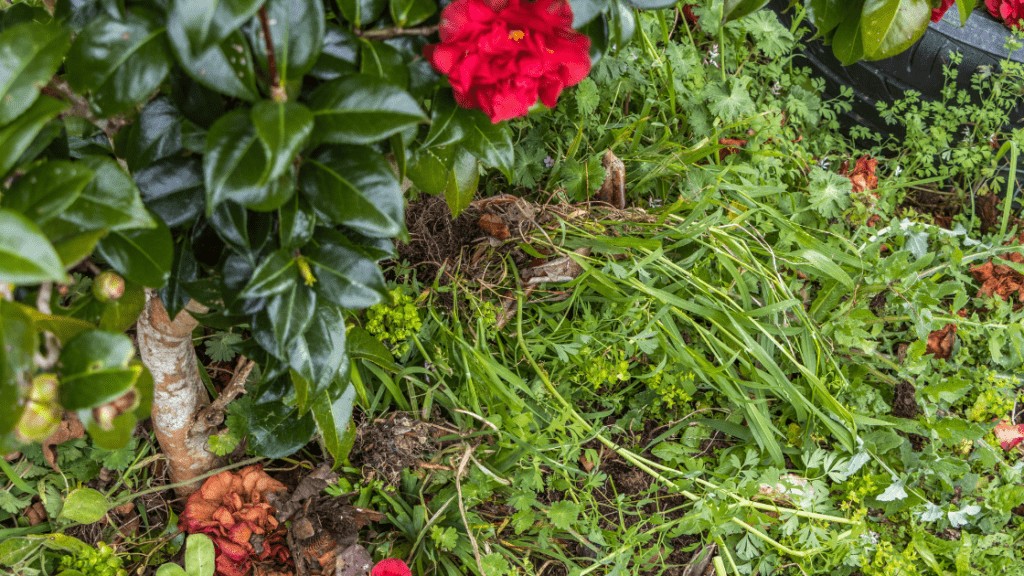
[92, 271, 126, 302]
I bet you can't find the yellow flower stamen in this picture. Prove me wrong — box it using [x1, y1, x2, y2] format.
[508, 29, 525, 42]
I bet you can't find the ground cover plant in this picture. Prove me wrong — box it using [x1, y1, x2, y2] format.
[2, 0, 1024, 575]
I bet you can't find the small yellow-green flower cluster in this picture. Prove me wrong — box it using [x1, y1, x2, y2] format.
[862, 540, 920, 576]
[966, 371, 1020, 422]
[581, 348, 631, 389]
[365, 288, 423, 356]
[647, 369, 694, 410]
[58, 542, 127, 576]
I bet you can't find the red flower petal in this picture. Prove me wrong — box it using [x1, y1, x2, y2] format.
[994, 420, 1024, 450]
[931, 0, 954, 22]
[371, 558, 413, 576]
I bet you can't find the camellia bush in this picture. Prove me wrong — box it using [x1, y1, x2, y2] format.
[0, 0, 674, 489]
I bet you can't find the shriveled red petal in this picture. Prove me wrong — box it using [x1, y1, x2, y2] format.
[216, 553, 250, 576]
[371, 558, 413, 576]
[995, 420, 1024, 450]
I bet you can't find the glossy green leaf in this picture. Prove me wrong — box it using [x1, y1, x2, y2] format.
[95, 218, 173, 288]
[209, 202, 274, 257]
[264, 283, 317, 357]
[832, 14, 865, 65]
[570, 0, 611, 27]
[249, 0, 325, 81]
[134, 157, 205, 228]
[251, 100, 314, 184]
[808, 0, 852, 37]
[47, 156, 155, 234]
[289, 306, 347, 412]
[83, 410, 137, 449]
[3, 161, 94, 225]
[309, 74, 426, 145]
[461, 110, 514, 180]
[311, 381, 356, 467]
[955, 0, 976, 24]
[359, 39, 409, 87]
[347, 325, 397, 371]
[305, 233, 387, 309]
[59, 330, 140, 410]
[185, 533, 216, 576]
[388, 0, 436, 27]
[161, 234, 198, 320]
[0, 301, 35, 436]
[156, 565, 188, 576]
[278, 195, 316, 249]
[238, 396, 316, 458]
[65, 10, 171, 115]
[99, 281, 146, 332]
[444, 149, 479, 217]
[860, 0, 930, 60]
[422, 92, 466, 150]
[0, 22, 71, 125]
[0, 95, 66, 179]
[59, 487, 111, 524]
[52, 230, 108, 269]
[338, 0, 386, 27]
[407, 146, 451, 196]
[300, 145, 404, 238]
[723, 0, 770, 20]
[0, 209, 66, 285]
[167, 20, 258, 101]
[205, 108, 295, 212]
[171, 0, 263, 53]
[309, 26, 358, 81]
[241, 249, 297, 298]
[120, 97, 187, 172]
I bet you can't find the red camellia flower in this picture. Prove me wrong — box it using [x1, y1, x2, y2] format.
[931, 0, 955, 22]
[424, 0, 591, 123]
[371, 558, 413, 576]
[986, 0, 1024, 28]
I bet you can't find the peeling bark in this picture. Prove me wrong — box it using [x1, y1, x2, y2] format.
[137, 291, 221, 495]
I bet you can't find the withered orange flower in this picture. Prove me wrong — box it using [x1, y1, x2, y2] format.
[179, 465, 291, 576]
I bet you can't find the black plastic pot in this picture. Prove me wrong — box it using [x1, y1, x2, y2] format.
[771, 2, 1024, 135]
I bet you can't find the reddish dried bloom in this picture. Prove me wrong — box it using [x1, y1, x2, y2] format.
[179, 465, 291, 576]
[925, 323, 957, 359]
[970, 250, 1024, 303]
[371, 558, 412, 576]
[424, 0, 591, 123]
[986, 0, 1024, 28]
[840, 156, 878, 195]
[995, 420, 1024, 450]
[931, 0, 955, 22]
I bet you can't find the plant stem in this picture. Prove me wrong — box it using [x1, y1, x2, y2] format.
[258, 8, 286, 102]
[357, 25, 439, 39]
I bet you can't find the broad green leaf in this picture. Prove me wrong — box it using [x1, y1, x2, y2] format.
[723, 0, 770, 21]
[808, 0, 851, 37]
[300, 145, 404, 238]
[309, 26, 359, 81]
[289, 306, 347, 411]
[249, 0, 325, 81]
[59, 487, 111, 524]
[407, 147, 452, 196]
[83, 409, 137, 449]
[263, 283, 316, 357]
[0, 301, 35, 436]
[311, 381, 357, 467]
[99, 280, 146, 332]
[3, 161, 94, 224]
[860, 0, 930, 60]
[955, 0, 976, 24]
[0, 22, 70, 125]
[240, 249, 297, 298]
[47, 156, 155, 233]
[569, 0, 610, 27]
[305, 232, 388, 309]
[65, 10, 171, 115]
[389, 0, 436, 27]
[156, 565, 188, 576]
[251, 100, 314, 184]
[444, 149, 479, 217]
[347, 325, 397, 371]
[134, 157, 205, 228]
[309, 74, 426, 145]
[209, 202, 273, 257]
[0, 209, 66, 285]
[237, 396, 315, 458]
[170, 0, 263, 53]
[461, 110, 514, 180]
[832, 14, 865, 65]
[0, 96, 66, 179]
[167, 20, 258, 101]
[278, 195, 316, 249]
[161, 235, 198, 320]
[119, 97, 187, 172]
[358, 39, 409, 87]
[422, 92, 466, 150]
[59, 330, 140, 410]
[184, 533, 215, 576]
[204, 108, 294, 212]
[52, 231, 107, 269]
[95, 218, 174, 288]
[338, 0, 386, 27]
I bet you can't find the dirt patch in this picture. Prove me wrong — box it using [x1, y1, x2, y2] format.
[891, 381, 920, 419]
[351, 413, 433, 485]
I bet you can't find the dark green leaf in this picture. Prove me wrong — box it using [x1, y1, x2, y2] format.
[388, 0, 436, 26]
[170, 0, 263, 53]
[205, 108, 295, 212]
[832, 14, 865, 65]
[238, 395, 316, 458]
[311, 381, 356, 467]
[808, 0, 852, 37]
[309, 74, 426, 145]
[723, 0, 770, 21]
[0, 95, 66, 179]
[134, 157, 205, 228]
[0, 22, 71, 125]
[240, 249, 297, 298]
[309, 25, 359, 81]
[251, 100, 314, 184]
[359, 39, 409, 87]
[95, 218, 173, 288]
[45, 156, 155, 234]
[305, 233, 387, 309]
[264, 283, 317, 356]
[119, 97, 186, 172]
[65, 10, 172, 115]
[860, 0, 930, 60]
[337, 0, 386, 27]
[300, 145, 404, 238]
[278, 195, 316, 249]
[461, 110, 514, 180]
[0, 301, 35, 436]
[99, 281, 145, 332]
[569, 0, 610, 27]
[289, 306, 347, 412]
[407, 146, 451, 195]
[3, 161, 94, 224]
[422, 92, 466, 150]
[444, 149, 479, 217]
[0, 209, 66, 285]
[161, 234, 198, 319]
[59, 330, 141, 410]
[209, 202, 273, 257]
[347, 325, 397, 370]
[249, 0, 325, 81]
[167, 19, 259, 101]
